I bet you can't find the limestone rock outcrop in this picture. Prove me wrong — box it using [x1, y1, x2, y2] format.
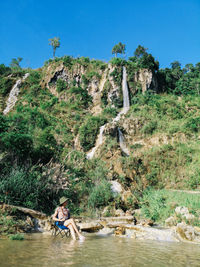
[134, 68, 158, 94]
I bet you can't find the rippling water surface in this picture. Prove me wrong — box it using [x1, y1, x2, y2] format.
[0, 234, 200, 267]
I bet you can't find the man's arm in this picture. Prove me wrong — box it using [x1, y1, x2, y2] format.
[52, 207, 59, 221]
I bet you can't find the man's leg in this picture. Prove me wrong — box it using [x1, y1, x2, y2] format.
[64, 219, 85, 239]
[67, 224, 76, 240]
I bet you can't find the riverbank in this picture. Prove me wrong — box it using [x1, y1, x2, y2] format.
[1, 197, 200, 244]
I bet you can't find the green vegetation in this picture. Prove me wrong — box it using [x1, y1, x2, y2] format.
[140, 189, 200, 226]
[9, 234, 24, 240]
[49, 37, 60, 58]
[1, 48, 200, 233]
[112, 42, 126, 57]
[79, 116, 107, 151]
[10, 57, 23, 70]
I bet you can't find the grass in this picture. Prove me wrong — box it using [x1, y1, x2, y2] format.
[9, 234, 24, 240]
[140, 189, 200, 226]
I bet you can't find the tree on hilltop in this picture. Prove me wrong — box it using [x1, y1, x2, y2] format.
[10, 57, 23, 70]
[49, 37, 60, 58]
[112, 42, 126, 57]
[134, 45, 148, 58]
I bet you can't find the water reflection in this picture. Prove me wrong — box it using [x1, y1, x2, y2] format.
[0, 234, 200, 267]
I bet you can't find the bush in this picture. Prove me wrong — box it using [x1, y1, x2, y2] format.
[63, 56, 73, 68]
[79, 116, 107, 151]
[56, 79, 67, 93]
[86, 71, 101, 80]
[1, 132, 33, 158]
[0, 167, 58, 213]
[184, 117, 200, 133]
[69, 86, 92, 108]
[102, 106, 118, 119]
[0, 64, 11, 76]
[140, 189, 167, 221]
[141, 121, 157, 135]
[9, 234, 24, 240]
[0, 77, 15, 96]
[88, 181, 113, 209]
[109, 58, 126, 66]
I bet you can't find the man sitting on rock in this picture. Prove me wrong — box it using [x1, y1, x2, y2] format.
[52, 196, 85, 241]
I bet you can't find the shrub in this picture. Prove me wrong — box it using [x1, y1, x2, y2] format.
[88, 181, 113, 209]
[140, 189, 167, 221]
[1, 132, 33, 158]
[0, 77, 15, 96]
[56, 79, 67, 93]
[86, 71, 101, 80]
[102, 106, 118, 118]
[184, 117, 200, 133]
[9, 234, 24, 240]
[141, 121, 157, 135]
[0, 167, 58, 213]
[69, 86, 92, 108]
[26, 71, 41, 85]
[79, 116, 107, 151]
[63, 56, 73, 68]
[109, 58, 126, 66]
[0, 64, 11, 76]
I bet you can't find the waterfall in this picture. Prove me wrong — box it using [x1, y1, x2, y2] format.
[86, 66, 130, 159]
[86, 125, 106, 159]
[118, 66, 130, 156]
[3, 73, 29, 115]
[118, 128, 130, 156]
[122, 66, 130, 110]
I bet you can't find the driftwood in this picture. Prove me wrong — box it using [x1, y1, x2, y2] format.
[0, 204, 48, 220]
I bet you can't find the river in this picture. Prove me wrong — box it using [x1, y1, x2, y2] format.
[0, 234, 200, 266]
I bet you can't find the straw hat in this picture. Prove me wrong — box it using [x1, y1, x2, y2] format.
[59, 196, 68, 205]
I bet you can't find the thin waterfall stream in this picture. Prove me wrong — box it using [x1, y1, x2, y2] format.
[86, 66, 130, 159]
[3, 73, 29, 115]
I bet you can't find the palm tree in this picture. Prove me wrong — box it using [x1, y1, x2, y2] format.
[49, 37, 60, 58]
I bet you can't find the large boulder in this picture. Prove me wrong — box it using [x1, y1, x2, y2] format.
[77, 221, 103, 232]
[175, 206, 195, 222]
[176, 222, 200, 242]
[165, 216, 177, 227]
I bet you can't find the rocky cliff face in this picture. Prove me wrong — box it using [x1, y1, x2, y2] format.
[41, 62, 123, 114]
[39, 62, 159, 191]
[134, 68, 158, 93]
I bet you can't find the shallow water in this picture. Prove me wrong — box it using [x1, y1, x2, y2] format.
[0, 233, 200, 267]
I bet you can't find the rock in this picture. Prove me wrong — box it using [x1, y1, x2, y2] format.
[174, 206, 195, 222]
[110, 181, 123, 194]
[1, 204, 47, 220]
[134, 69, 158, 94]
[194, 226, 200, 234]
[132, 209, 141, 216]
[97, 227, 115, 236]
[37, 218, 52, 232]
[77, 221, 103, 232]
[26, 216, 34, 227]
[125, 224, 178, 242]
[101, 206, 112, 217]
[114, 226, 126, 236]
[100, 216, 134, 225]
[176, 222, 195, 241]
[125, 210, 133, 216]
[137, 219, 154, 227]
[114, 209, 125, 217]
[175, 206, 189, 216]
[184, 213, 195, 221]
[165, 216, 177, 227]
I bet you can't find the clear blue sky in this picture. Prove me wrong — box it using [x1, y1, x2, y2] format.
[0, 0, 200, 69]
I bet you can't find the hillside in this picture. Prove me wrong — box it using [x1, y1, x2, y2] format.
[0, 54, 200, 216]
